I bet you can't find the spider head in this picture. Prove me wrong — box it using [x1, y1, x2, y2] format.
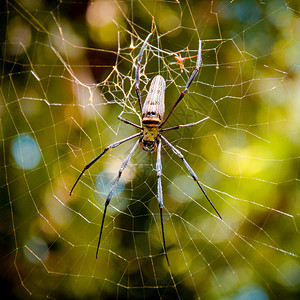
[140, 140, 157, 152]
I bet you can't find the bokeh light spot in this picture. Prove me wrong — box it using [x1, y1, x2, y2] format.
[169, 175, 198, 203]
[86, 0, 117, 28]
[234, 284, 269, 300]
[95, 170, 128, 214]
[11, 134, 41, 170]
[24, 236, 49, 264]
[7, 17, 32, 55]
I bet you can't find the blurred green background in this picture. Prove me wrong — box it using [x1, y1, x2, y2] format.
[1, 0, 300, 299]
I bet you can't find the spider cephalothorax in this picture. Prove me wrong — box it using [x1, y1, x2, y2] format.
[70, 33, 221, 265]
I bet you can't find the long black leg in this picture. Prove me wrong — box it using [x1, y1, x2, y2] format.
[135, 33, 152, 113]
[161, 40, 202, 127]
[159, 135, 222, 220]
[155, 139, 170, 265]
[160, 116, 209, 133]
[96, 138, 141, 258]
[118, 115, 143, 130]
[70, 132, 142, 195]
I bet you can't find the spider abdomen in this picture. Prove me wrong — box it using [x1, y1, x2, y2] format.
[142, 75, 166, 127]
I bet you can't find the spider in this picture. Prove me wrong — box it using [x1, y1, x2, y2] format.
[171, 52, 199, 73]
[70, 33, 222, 264]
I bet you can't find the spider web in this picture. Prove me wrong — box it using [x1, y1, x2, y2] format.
[1, 0, 300, 299]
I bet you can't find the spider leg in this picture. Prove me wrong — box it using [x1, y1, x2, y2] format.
[118, 115, 143, 130]
[159, 135, 222, 220]
[160, 116, 209, 133]
[96, 138, 141, 258]
[70, 132, 142, 195]
[161, 40, 202, 127]
[155, 139, 170, 266]
[135, 32, 152, 113]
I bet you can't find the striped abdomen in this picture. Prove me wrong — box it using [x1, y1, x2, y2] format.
[142, 75, 166, 127]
